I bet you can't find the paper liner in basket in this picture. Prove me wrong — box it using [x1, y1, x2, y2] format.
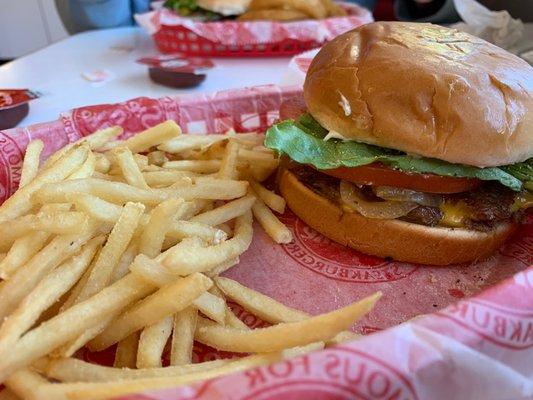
[0, 84, 531, 399]
[135, 2, 373, 46]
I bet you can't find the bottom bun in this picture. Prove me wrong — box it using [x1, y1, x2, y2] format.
[279, 169, 517, 265]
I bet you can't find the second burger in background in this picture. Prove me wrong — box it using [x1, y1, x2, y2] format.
[164, 0, 251, 20]
[164, 0, 347, 21]
[266, 22, 533, 265]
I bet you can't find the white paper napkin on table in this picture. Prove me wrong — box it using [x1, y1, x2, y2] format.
[452, 0, 533, 63]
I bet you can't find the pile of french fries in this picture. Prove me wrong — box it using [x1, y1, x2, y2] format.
[0, 120, 380, 400]
[238, 0, 347, 21]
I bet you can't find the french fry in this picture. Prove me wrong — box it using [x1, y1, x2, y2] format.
[0, 211, 88, 251]
[94, 153, 111, 173]
[215, 277, 307, 324]
[218, 140, 240, 180]
[68, 151, 96, 179]
[97, 140, 124, 152]
[166, 178, 249, 200]
[74, 203, 145, 303]
[113, 147, 150, 189]
[204, 257, 240, 278]
[159, 135, 226, 153]
[249, 0, 327, 18]
[195, 292, 381, 353]
[0, 120, 372, 395]
[0, 225, 98, 321]
[147, 150, 168, 166]
[34, 178, 169, 206]
[0, 237, 103, 355]
[170, 307, 197, 366]
[113, 332, 140, 368]
[38, 354, 280, 400]
[238, 148, 275, 163]
[137, 316, 173, 368]
[251, 193, 292, 244]
[46, 356, 230, 382]
[0, 274, 155, 382]
[282, 341, 325, 359]
[56, 203, 145, 356]
[72, 195, 225, 246]
[164, 211, 253, 275]
[248, 178, 286, 214]
[210, 286, 250, 330]
[0, 144, 89, 223]
[158, 133, 264, 154]
[134, 154, 149, 169]
[248, 163, 276, 182]
[110, 242, 138, 284]
[129, 254, 177, 287]
[89, 273, 212, 351]
[237, 9, 309, 21]
[143, 171, 195, 187]
[167, 221, 227, 244]
[216, 278, 359, 345]
[190, 194, 256, 226]
[193, 292, 226, 325]
[0, 231, 49, 279]
[4, 368, 49, 400]
[139, 199, 185, 258]
[43, 126, 122, 168]
[124, 121, 181, 153]
[163, 159, 222, 173]
[19, 139, 44, 188]
[328, 330, 361, 345]
[68, 192, 123, 223]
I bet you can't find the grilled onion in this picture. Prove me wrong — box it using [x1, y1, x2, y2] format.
[373, 186, 444, 207]
[340, 181, 418, 219]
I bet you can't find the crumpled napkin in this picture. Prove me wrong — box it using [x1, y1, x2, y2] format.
[452, 0, 533, 63]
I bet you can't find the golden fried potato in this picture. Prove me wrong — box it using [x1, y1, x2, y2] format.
[237, 9, 309, 21]
[321, 0, 347, 17]
[248, 0, 327, 19]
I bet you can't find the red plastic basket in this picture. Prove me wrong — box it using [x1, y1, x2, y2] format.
[153, 25, 322, 57]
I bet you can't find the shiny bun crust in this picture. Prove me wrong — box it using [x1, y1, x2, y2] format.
[304, 22, 533, 167]
[279, 169, 516, 265]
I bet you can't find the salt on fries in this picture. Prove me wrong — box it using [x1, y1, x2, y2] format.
[0, 121, 380, 399]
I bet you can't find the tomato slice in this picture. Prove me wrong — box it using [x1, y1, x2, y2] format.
[321, 163, 480, 194]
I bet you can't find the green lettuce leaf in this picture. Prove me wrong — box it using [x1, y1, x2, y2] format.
[501, 159, 533, 191]
[265, 115, 524, 192]
[164, 0, 219, 19]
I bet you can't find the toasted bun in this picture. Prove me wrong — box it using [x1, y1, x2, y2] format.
[197, 0, 250, 15]
[279, 169, 517, 265]
[304, 22, 533, 167]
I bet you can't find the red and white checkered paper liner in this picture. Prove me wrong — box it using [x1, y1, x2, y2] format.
[0, 85, 531, 399]
[135, 2, 373, 47]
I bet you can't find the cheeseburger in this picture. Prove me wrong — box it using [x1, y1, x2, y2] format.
[266, 22, 532, 265]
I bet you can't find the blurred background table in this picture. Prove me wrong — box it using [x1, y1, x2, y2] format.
[0, 27, 291, 127]
[1, 22, 532, 129]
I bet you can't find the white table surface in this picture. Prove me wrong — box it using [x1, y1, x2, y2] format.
[0, 27, 292, 128]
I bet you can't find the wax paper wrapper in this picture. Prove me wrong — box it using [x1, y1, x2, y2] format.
[135, 2, 373, 56]
[0, 85, 531, 399]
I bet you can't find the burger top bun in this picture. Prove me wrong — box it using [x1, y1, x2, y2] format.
[197, 0, 250, 15]
[304, 22, 533, 168]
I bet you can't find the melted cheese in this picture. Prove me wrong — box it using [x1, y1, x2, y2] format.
[439, 202, 467, 228]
